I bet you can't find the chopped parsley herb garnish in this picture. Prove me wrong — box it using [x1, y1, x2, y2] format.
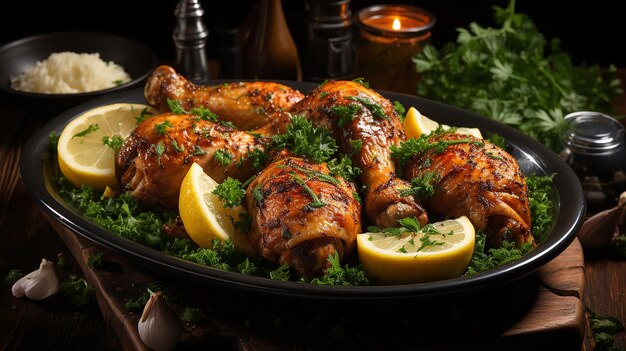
[391, 131, 473, 167]
[212, 177, 245, 208]
[113, 80, 124, 86]
[246, 148, 269, 169]
[4, 269, 23, 285]
[269, 263, 291, 281]
[290, 164, 340, 185]
[332, 103, 361, 127]
[352, 77, 369, 88]
[349, 139, 363, 154]
[290, 172, 326, 208]
[417, 235, 444, 252]
[485, 151, 505, 160]
[170, 139, 185, 153]
[393, 101, 406, 121]
[263, 93, 274, 101]
[155, 120, 173, 135]
[87, 252, 103, 268]
[154, 141, 165, 167]
[367, 217, 423, 236]
[167, 99, 187, 114]
[135, 107, 154, 124]
[327, 156, 362, 180]
[346, 95, 387, 121]
[319, 91, 330, 99]
[219, 120, 237, 129]
[181, 307, 204, 322]
[73, 124, 99, 138]
[307, 252, 369, 286]
[400, 171, 440, 199]
[192, 106, 219, 122]
[214, 149, 233, 166]
[191, 145, 206, 155]
[102, 135, 124, 151]
[252, 185, 264, 204]
[272, 115, 338, 163]
[60, 274, 94, 306]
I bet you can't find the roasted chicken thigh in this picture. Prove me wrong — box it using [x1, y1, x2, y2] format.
[245, 153, 361, 277]
[404, 132, 534, 248]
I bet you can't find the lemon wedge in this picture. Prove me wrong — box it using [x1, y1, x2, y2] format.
[179, 163, 255, 256]
[403, 107, 483, 139]
[57, 103, 158, 190]
[356, 216, 475, 284]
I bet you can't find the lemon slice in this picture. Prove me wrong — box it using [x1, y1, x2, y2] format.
[403, 107, 483, 139]
[57, 103, 158, 190]
[356, 216, 475, 284]
[179, 163, 256, 255]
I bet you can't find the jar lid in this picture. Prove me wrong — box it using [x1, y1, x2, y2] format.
[355, 5, 436, 39]
[561, 111, 625, 155]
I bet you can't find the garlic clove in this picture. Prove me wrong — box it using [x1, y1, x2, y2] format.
[11, 258, 60, 300]
[578, 206, 621, 249]
[137, 291, 182, 351]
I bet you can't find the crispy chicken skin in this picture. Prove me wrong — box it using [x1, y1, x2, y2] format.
[404, 133, 534, 248]
[144, 65, 304, 134]
[245, 153, 361, 277]
[290, 80, 428, 228]
[116, 113, 269, 209]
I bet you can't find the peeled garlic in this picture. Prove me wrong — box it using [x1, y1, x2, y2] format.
[137, 291, 182, 351]
[11, 258, 60, 300]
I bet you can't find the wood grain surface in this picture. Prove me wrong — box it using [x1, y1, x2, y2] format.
[1, 70, 625, 350]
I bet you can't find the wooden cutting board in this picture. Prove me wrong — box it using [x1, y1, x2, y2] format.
[49, 217, 585, 351]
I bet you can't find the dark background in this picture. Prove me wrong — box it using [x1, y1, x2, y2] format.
[1, 0, 624, 76]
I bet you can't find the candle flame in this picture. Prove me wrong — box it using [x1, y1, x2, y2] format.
[392, 18, 401, 30]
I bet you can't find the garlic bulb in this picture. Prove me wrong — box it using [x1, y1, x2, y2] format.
[11, 258, 60, 300]
[578, 191, 626, 249]
[137, 291, 182, 351]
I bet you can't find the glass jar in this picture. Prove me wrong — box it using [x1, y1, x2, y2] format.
[352, 5, 435, 94]
[560, 111, 626, 213]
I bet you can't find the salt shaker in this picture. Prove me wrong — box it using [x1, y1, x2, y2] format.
[560, 111, 626, 213]
[172, 0, 210, 83]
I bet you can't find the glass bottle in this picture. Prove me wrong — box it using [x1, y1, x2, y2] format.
[242, 0, 302, 81]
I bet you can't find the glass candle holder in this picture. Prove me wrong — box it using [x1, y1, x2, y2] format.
[352, 4, 435, 94]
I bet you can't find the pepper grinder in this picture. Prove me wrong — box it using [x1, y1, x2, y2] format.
[304, 0, 354, 82]
[172, 0, 210, 83]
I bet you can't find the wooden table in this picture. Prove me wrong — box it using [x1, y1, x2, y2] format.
[1, 75, 625, 350]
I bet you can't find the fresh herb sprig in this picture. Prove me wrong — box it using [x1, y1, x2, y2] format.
[413, 0, 622, 152]
[272, 115, 338, 163]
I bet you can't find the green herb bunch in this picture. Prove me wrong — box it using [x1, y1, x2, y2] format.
[413, 0, 622, 152]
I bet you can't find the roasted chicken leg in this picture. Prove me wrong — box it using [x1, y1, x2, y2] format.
[245, 152, 361, 277]
[404, 132, 534, 248]
[290, 80, 428, 228]
[116, 112, 269, 209]
[144, 65, 304, 134]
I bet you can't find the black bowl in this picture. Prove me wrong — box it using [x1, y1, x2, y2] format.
[0, 31, 158, 118]
[20, 84, 586, 302]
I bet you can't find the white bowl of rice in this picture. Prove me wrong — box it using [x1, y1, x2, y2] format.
[0, 31, 158, 117]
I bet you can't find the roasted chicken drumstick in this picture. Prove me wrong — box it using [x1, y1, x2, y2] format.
[245, 152, 361, 277]
[403, 132, 534, 248]
[290, 80, 428, 228]
[144, 65, 304, 134]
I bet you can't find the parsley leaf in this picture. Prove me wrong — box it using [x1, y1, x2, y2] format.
[400, 171, 439, 199]
[272, 115, 338, 163]
[4, 269, 23, 285]
[327, 156, 362, 180]
[332, 103, 361, 127]
[102, 135, 124, 151]
[60, 274, 94, 306]
[308, 252, 369, 286]
[413, 0, 622, 152]
[212, 177, 245, 208]
[155, 119, 173, 135]
[214, 149, 233, 166]
[73, 124, 99, 138]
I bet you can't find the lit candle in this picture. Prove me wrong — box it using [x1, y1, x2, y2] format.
[352, 5, 436, 94]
